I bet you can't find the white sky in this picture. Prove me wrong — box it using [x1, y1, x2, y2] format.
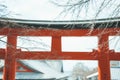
[4, 0, 64, 20]
[2, 0, 120, 20]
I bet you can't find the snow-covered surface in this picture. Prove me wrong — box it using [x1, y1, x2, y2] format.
[0, 72, 56, 79]
[86, 68, 120, 80]
[111, 68, 120, 79]
[0, 60, 69, 79]
[86, 72, 98, 79]
[16, 72, 43, 79]
[19, 60, 68, 79]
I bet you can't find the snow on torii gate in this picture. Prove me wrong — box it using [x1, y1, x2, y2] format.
[0, 18, 120, 80]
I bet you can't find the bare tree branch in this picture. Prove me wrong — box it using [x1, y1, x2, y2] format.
[50, 0, 120, 19]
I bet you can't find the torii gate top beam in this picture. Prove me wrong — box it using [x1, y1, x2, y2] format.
[0, 17, 120, 29]
[0, 17, 120, 60]
[0, 17, 120, 80]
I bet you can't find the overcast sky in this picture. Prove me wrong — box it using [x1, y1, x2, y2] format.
[2, 0, 120, 20]
[3, 0, 64, 20]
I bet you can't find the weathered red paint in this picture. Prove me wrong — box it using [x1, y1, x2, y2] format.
[0, 27, 119, 36]
[16, 62, 33, 72]
[0, 49, 5, 59]
[0, 27, 120, 80]
[52, 36, 61, 55]
[3, 36, 17, 80]
[98, 34, 111, 80]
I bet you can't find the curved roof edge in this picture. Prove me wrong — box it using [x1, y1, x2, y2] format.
[0, 17, 120, 29]
[0, 17, 120, 24]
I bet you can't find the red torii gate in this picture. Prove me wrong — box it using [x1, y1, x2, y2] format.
[0, 18, 120, 80]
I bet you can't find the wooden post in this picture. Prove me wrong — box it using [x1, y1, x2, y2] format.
[98, 34, 111, 80]
[51, 36, 61, 59]
[3, 36, 17, 80]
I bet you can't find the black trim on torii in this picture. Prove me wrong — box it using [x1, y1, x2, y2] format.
[0, 17, 120, 29]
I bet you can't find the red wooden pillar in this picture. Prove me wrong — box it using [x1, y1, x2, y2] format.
[52, 36, 61, 59]
[98, 34, 111, 80]
[3, 35, 17, 80]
